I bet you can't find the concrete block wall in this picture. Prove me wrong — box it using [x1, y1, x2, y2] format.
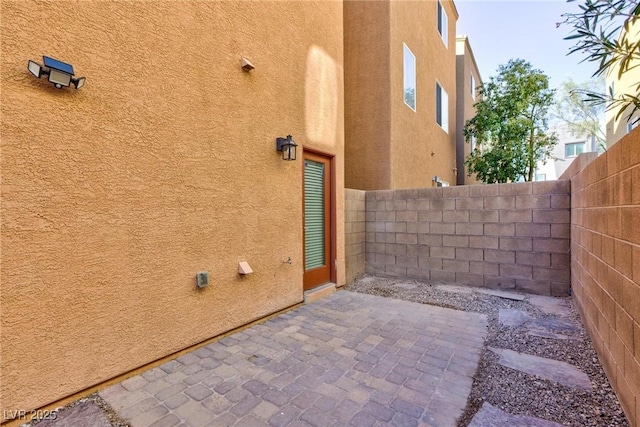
[565, 130, 640, 426]
[364, 182, 571, 296]
[345, 189, 366, 284]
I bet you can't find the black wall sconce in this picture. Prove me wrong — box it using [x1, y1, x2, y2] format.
[276, 135, 298, 161]
[28, 56, 86, 89]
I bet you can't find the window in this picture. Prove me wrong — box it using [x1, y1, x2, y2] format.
[436, 81, 448, 132]
[437, 1, 448, 47]
[565, 142, 585, 158]
[470, 74, 476, 100]
[470, 135, 476, 151]
[403, 44, 416, 111]
[535, 174, 546, 182]
[627, 117, 639, 133]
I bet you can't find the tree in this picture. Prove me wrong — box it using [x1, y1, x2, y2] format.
[562, 0, 640, 121]
[552, 77, 607, 151]
[404, 88, 415, 109]
[464, 59, 558, 183]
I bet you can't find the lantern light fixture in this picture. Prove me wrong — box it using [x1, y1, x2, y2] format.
[27, 56, 86, 89]
[276, 135, 298, 161]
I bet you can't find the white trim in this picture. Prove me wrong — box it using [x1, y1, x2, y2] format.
[403, 43, 417, 111]
[470, 74, 476, 100]
[436, 80, 449, 133]
[438, 1, 448, 47]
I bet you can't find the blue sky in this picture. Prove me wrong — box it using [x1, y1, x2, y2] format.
[456, 0, 602, 89]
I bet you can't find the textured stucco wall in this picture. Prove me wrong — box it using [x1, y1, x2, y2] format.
[343, 0, 391, 190]
[345, 189, 366, 284]
[389, 0, 458, 189]
[1, 0, 344, 414]
[364, 182, 572, 296]
[455, 36, 482, 186]
[569, 128, 640, 425]
[344, 0, 458, 191]
[605, 18, 640, 147]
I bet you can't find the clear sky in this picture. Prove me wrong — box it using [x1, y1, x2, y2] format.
[455, 0, 601, 89]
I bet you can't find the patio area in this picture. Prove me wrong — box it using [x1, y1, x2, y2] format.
[46, 290, 487, 427]
[33, 277, 628, 427]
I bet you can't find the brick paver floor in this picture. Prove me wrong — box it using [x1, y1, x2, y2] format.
[99, 291, 488, 426]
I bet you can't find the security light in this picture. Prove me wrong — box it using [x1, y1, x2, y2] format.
[27, 60, 42, 78]
[27, 56, 86, 90]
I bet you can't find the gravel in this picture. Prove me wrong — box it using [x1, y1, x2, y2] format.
[346, 275, 629, 427]
[27, 394, 130, 427]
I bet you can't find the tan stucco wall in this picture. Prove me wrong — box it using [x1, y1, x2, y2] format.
[605, 17, 640, 147]
[389, 0, 458, 189]
[344, 0, 458, 190]
[343, 0, 392, 190]
[455, 36, 482, 185]
[1, 0, 344, 413]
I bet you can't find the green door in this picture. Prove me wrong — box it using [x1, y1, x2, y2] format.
[303, 152, 331, 290]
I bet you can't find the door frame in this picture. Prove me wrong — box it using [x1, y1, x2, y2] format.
[302, 147, 336, 289]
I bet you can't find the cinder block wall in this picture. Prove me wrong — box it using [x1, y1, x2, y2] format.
[566, 130, 640, 425]
[345, 189, 367, 284]
[364, 182, 571, 296]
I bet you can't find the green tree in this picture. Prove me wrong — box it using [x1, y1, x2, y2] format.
[464, 59, 558, 183]
[562, 0, 640, 120]
[404, 88, 416, 109]
[552, 78, 607, 151]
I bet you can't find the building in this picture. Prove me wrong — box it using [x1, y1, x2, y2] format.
[344, 0, 459, 190]
[534, 124, 600, 181]
[1, 0, 482, 418]
[455, 35, 482, 185]
[1, 0, 345, 415]
[605, 17, 640, 146]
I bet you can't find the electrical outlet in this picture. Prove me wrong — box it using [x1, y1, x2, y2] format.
[196, 271, 209, 288]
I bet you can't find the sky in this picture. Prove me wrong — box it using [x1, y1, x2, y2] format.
[455, 0, 602, 89]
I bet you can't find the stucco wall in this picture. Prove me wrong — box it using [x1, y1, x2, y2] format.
[1, 0, 344, 414]
[389, 0, 458, 189]
[344, 0, 458, 191]
[343, 0, 391, 190]
[364, 182, 571, 296]
[605, 18, 640, 147]
[568, 129, 640, 425]
[455, 36, 482, 186]
[345, 189, 366, 284]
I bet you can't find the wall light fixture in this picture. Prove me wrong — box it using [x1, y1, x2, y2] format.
[28, 56, 86, 89]
[276, 135, 298, 161]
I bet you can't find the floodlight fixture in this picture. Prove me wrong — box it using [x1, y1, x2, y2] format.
[27, 56, 86, 89]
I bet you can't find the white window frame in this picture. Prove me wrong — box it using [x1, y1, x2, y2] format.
[565, 142, 585, 158]
[436, 81, 449, 133]
[470, 74, 476, 100]
[627, 117, 639, 133]
[403, 43, 416, 111]
[437, 0, 448, 47]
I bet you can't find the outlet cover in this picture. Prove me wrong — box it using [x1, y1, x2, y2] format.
[196, 271, 209, 288]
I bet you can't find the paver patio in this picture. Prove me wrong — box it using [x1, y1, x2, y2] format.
[99, 291, 488, 426]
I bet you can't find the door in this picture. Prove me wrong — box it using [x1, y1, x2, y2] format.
[303, 151, 333, 290]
